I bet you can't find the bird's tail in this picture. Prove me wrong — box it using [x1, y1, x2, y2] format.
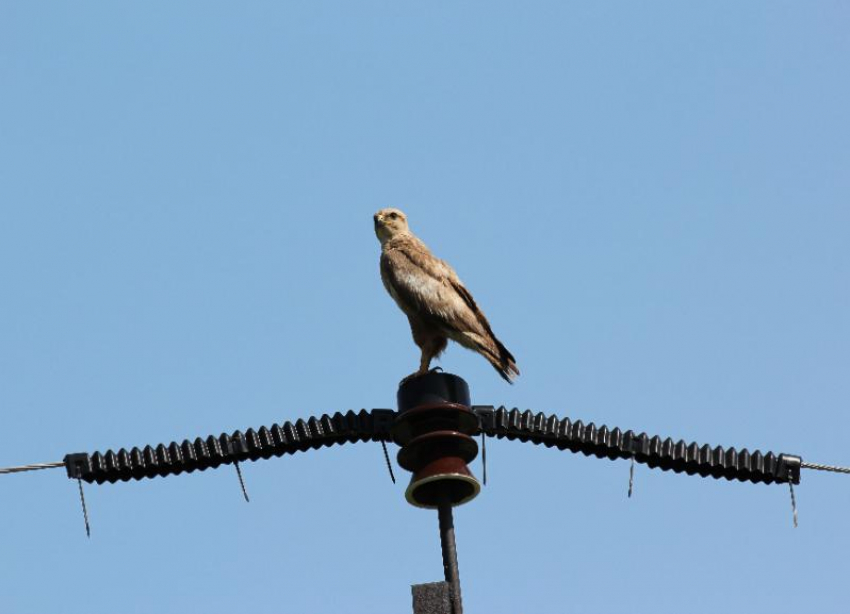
[491, 338, 520, 383]
[476, 335, 520, 383]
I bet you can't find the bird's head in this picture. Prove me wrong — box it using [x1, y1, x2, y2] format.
[374, 208, 410, 244]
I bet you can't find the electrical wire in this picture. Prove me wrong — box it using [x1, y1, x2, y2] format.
[234, 462, 250, 503]
[381, 440, 396, 484]
[801, 461, 850, 475]
[77, 478, 91, 538]
[0, 461, 64, 475]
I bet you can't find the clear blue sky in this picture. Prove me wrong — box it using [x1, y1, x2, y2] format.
[1, 2, 848, 613]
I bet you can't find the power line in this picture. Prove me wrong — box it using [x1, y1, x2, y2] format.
[0, 461, 64, 475]
[791, 460, 847, 528]
[801, 461, 850, 475]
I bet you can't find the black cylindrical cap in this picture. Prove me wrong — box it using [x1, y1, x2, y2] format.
[397, 373, 470, 412]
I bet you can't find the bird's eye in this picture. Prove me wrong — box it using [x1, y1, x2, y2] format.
[388, 212, 397, 219]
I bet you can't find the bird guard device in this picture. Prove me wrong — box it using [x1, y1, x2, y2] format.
[392, 372, 481, 509]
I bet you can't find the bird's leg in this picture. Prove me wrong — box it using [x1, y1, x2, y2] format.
[400, 334, 448, 385]
[418, 349, 432, 376]
[399, 348, 434, 385]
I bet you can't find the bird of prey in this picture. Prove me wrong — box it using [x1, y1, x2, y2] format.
[374, 207, 519, 383]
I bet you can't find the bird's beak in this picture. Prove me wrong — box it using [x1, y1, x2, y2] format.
[374, 214, 384, 227]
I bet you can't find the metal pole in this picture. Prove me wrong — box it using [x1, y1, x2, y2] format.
[437, 497, 463, 614]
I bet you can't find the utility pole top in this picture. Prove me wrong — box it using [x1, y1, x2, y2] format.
[393, 372, 479, 614]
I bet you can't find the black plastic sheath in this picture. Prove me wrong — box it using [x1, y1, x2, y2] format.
[475, 406, 801, 485]
[64, 409, 397, 485]
[63, 407, 801, 485]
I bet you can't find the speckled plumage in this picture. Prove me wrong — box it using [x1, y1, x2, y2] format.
[374, 208, 519, 383]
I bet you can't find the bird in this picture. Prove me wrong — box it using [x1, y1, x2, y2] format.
[374, 207, 519, 383]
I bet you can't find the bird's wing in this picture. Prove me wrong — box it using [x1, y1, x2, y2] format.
[380, 238, 482, 333]
[381, 241, 472, 328]
[444, 266, 519, 381]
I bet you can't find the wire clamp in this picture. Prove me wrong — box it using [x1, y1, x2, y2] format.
[64, 454, 92, 537]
